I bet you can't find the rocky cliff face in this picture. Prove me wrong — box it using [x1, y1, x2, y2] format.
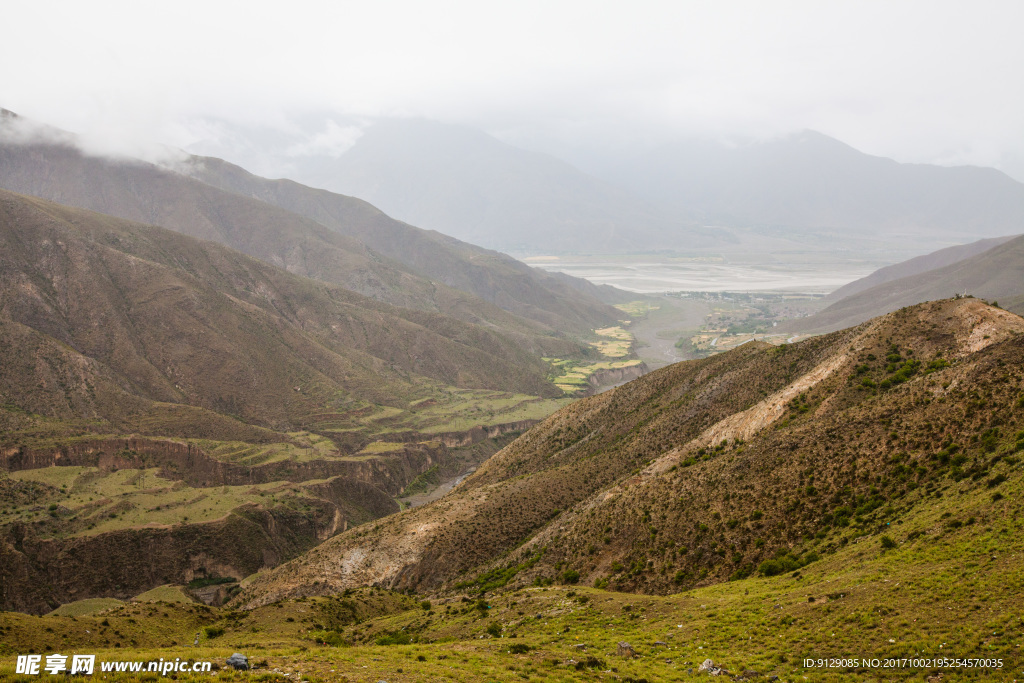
[3, 510, 284, 613]
[0, 472, 405, 614]
[0, 426, 527, 613]
[582, 363, 648, 395]
[0, 429, 531, 493]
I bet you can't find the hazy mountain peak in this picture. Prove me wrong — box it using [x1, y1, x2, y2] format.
[1, 106, 191, 169]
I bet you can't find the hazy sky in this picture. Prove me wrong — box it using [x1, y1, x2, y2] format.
[3, 0, 1023, 178]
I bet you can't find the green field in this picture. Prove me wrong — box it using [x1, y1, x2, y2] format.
[193, 432, 338, 466]
[613, 300, 661, 319]
[547, 358, 645, 394]
[589, 326, 634, 357]
[3, 467, 341, 539]
[302, 389, 571, 439]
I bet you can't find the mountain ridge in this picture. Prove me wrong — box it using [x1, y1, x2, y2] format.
[823, 234, 1018, 303]
[234, 297, 1024, 608]
[180, 153, 626, 331]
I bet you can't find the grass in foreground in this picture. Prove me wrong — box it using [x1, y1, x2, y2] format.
[3, 470, 1021, 681]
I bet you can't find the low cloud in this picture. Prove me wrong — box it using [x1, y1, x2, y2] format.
[1, 109, 75, 147]
[1, 107, 192, 172]
[284, 120, 366, 158]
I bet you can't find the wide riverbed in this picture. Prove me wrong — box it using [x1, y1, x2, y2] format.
[527, 258, 879, 294]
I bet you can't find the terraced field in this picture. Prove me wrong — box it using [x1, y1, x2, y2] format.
[546, 324, 647, 395]
[2, 467, 347, 539]
[299, 389, 571, 441]
[589, 326, 634, 357]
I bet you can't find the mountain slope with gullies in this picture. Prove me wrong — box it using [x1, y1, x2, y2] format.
[0, 188, 584, 612]
[0, 109, 621, 344]
[182, 155, 625, 332]
[0, 189, 563, 425]
[784, 234, 1024, 334]
[234, 298, 1024, 608]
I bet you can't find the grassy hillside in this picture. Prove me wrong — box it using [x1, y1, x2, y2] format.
[1, 458, 1020, 679]
[1, 300, 1020, 677]
[235, 299, 1024, 609]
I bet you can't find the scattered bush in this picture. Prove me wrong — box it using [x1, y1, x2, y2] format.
[574, 656, 607, 671]
[375, 632, 411, 646]
[758, 556, 801, 577]
[312, 630, 345, 647]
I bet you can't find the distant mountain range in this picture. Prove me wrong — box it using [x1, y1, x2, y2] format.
[192, 117, 724, 254]
[785, 234, 1024, 334]
[189, 118, 1024, 259]
[582, 131, 1024, 247]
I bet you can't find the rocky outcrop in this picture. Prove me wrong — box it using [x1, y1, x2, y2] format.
[226, 654, 249, 671]
[0, 425, 537, 494]
[580, 363, 648, 396]
[2, 437, 443, 495]
[429, 420, 537, 448]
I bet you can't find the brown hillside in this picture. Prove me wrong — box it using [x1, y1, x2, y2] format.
[822, 235, 1017, 303]
[184, 155, 623, 332]
[0, 189, 565, 431]
[235, 298, 1024, 607]
[0, 112, 617, 352]
[785, 235, 1024, 334]
[0, 189, 573, 612]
